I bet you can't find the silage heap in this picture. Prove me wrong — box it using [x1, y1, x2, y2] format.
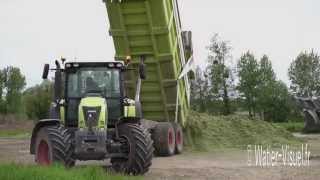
[184, 111, 301, 151]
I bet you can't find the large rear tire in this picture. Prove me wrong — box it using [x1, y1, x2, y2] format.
[152, 122, 175, 156]
[172, 123, 183, 154]
[111, 123, 153, 175]
[35, 126, 75, 167]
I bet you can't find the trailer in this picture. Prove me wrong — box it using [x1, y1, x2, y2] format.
[103, 0, 194, 156]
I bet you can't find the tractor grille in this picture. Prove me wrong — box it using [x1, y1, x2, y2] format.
[82, 106, 101, 128]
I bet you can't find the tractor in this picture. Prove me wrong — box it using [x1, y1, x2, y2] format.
[29, 57, 154, 175]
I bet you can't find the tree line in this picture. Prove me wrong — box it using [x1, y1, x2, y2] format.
[191, 33, 318, 122]
[0, 67, 26, 115]
[0, 67, 52, 120]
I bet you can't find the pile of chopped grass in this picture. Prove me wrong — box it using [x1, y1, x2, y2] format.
[184, 111, 301, 151]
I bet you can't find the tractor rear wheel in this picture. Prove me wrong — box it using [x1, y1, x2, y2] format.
[152, 122, 175, 156]
[111, 123, 153, 175]
[172, 123, 183, 154]
[35, 126, 75, 167]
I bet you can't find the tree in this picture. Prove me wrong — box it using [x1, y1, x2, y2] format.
[3, 67, 26, 114]
[23, 80, 53, 119]
[257, 55, 276, 120]
[207, 34, 234, 115]
[259, 55, 276, 83]
[264, 81, 291, 122]
[237, 51, 260, 118]
[288, 50, 320, 97]
[0, 70, 5, 113]
[191, 67, 209, 113]
[237, 53, 294, 122]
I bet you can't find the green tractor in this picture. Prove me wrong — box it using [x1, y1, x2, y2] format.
[30, 57, 154, 175]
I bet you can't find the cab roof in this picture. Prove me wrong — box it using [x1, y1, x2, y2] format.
[65, 62, 124, 69]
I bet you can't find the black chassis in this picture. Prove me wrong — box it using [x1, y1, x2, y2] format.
[30, 118, 139, 161]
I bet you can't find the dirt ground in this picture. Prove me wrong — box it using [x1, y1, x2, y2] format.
[0, 134, 320, 180]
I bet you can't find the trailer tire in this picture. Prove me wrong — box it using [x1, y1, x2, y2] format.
[172, 123, 183, 154]
[152, 122, 175, 156]
[111, 123, 153, 175]
[35, 126, 75, 167]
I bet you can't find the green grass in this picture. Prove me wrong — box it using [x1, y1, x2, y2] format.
[184, 111, 302, 151]
[273, 122, 305, 133]
[0, 164, 142, 180]
[0, 129, 30, 138]
[0, 130, 30, 138]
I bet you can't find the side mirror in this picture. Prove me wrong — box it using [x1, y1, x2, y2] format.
[42, 64, 50, 79]
[139, 63, 147, 80]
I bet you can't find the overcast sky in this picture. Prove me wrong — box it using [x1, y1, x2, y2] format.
[1, 0, 320, 87]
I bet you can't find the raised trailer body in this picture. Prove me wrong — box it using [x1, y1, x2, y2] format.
[103, 0, 192, 125]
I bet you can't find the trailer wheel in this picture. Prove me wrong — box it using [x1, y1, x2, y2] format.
[111, 123, 153, 175]
[152, 122, 175, 156]
[172, 123, 183, 154]
[35, 126, 75, 167]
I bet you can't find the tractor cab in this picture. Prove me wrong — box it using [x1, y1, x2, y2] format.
[63, 62, 125, 127]
[42, 60, 145, 128]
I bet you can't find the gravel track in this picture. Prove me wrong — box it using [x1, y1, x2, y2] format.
[0, 134, 320, 180]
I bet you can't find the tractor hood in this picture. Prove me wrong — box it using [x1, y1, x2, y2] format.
[78, 96, 107, 130]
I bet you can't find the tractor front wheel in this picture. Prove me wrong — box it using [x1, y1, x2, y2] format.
[35, 126, 75, 167]
[111, 123, 153, 175]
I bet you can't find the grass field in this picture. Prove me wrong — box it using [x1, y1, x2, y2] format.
[0, 164, 142, 180]
[184, 111, 302, 151]
[0, 129, 30, 138]
[273, 122, 304, 133]
[0, 118, 33, 138]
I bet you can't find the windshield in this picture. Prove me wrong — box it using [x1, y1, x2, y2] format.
[67, 67, 120, 98]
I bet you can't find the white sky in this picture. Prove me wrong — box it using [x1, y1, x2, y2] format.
[0, 0, 320, 87]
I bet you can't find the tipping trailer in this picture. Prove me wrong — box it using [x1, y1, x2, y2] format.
[103, 0, 194, 156]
